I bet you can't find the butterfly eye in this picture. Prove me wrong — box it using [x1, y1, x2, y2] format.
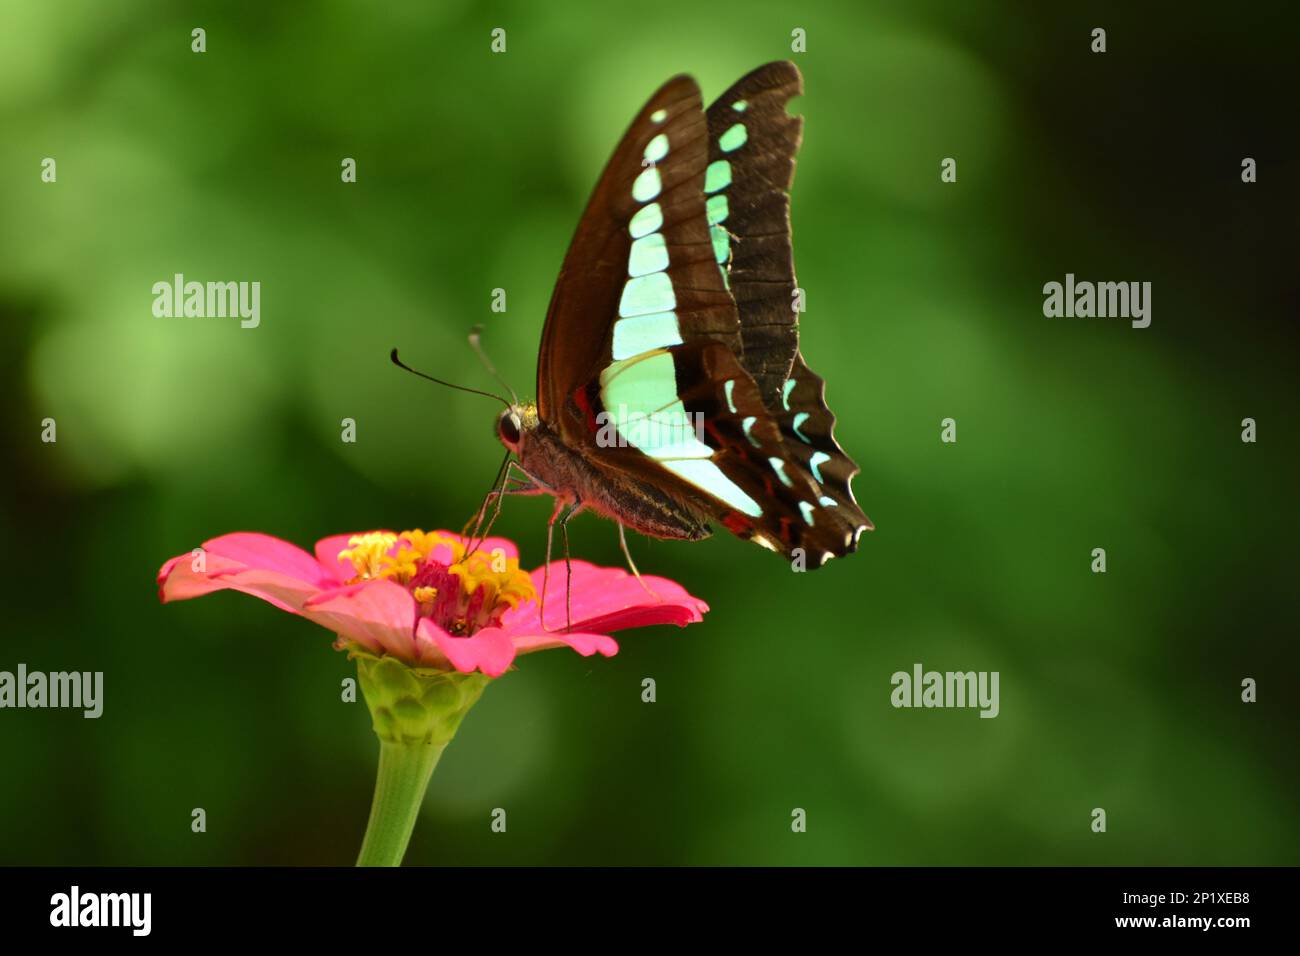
[497, 410, 522, 448]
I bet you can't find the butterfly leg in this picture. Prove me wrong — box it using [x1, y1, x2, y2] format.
[617, 522, 662, 601]
[539, 497, 583, 633]
[560, 507, 576, 632]
[462, 451, 512, 540]
[465, 460, 548, 555]
[480, 461, 548, 544]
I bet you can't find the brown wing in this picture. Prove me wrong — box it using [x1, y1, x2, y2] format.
[705, 60, 804, 408]
[537, 75, 741, 441]
[772, 354, 873, 550]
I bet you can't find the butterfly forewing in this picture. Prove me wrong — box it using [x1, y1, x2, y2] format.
[537, 75, 741, 441]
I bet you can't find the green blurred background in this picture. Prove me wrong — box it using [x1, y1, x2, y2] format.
[2, 0, 1296, 865]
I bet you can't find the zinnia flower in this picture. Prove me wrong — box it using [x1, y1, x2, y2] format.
[157, 529, 708, 678]
[157, 527, 708, 866]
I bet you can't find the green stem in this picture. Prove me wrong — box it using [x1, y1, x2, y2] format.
[348, 648, 491, 866]
[356, 739, 446, 867]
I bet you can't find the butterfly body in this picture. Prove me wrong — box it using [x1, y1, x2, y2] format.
[497, 403, 712, 541]
[496, 62, 872, 567]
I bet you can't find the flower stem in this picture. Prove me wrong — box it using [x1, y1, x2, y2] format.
[349, 649, 491, 867]
[356, 739, 446, 867]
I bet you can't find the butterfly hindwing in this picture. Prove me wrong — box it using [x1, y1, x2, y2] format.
[704, 60, 804, 409]
[575, 340, 865, 562]
[670, 345, 870, 561]
[704, 62, 872, 555]
[772, 355, 873, 554]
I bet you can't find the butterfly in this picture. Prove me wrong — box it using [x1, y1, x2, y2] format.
[486, 61, 871, 569]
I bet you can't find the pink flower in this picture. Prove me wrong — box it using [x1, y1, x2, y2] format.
[157, 529, 708, 678]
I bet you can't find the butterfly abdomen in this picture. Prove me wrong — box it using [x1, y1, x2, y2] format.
[518, 420, 711, 541]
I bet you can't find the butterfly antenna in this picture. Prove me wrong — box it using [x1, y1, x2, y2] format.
[468, 325, 519, 406]
[390, 348, 510, 407]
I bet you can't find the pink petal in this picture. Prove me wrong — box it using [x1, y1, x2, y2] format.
[158, 548, 326, 615]
[423, 621, 517, 678]
[503, 561, 708, 635]
[202, 533, 332, 587]
[511, 630, 621, 658]
[158, 549, 243, 601]
[303, 579, 419, 660]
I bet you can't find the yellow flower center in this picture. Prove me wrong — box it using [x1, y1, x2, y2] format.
[338, 530, 535, 636]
